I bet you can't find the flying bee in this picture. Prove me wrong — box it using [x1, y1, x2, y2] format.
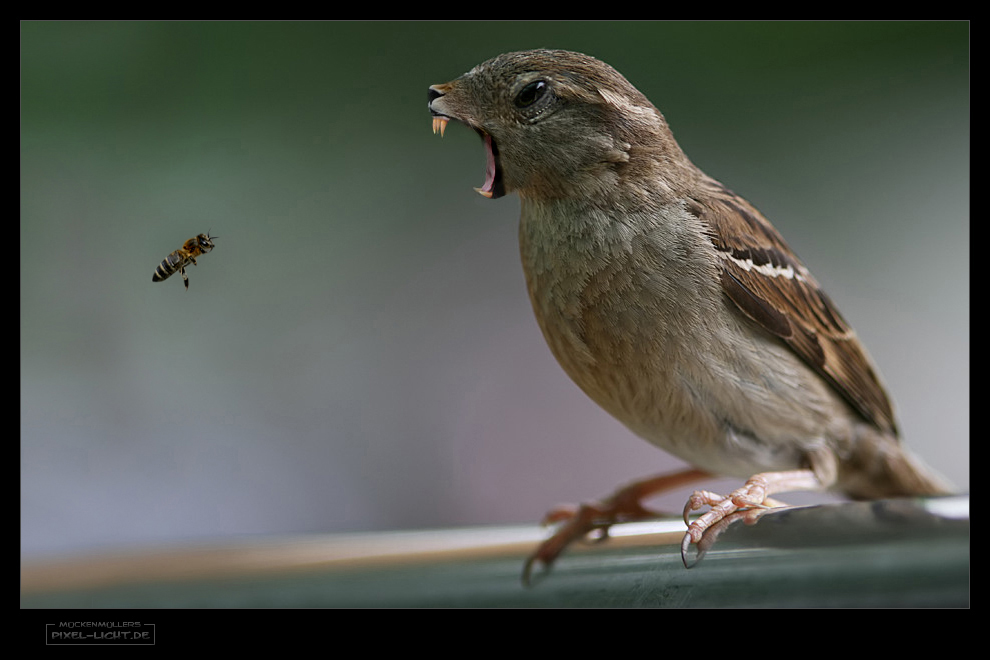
[152, 232, 217, 290]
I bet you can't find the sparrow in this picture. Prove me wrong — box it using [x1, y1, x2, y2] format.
[427, 49, 953, 580]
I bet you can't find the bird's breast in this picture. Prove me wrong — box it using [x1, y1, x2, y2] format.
[518, 199, 727, 441]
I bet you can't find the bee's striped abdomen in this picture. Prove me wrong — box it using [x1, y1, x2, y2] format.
[152, 252, 185, 283]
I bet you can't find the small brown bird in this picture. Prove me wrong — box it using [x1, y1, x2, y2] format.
[427, 49, 952, 578]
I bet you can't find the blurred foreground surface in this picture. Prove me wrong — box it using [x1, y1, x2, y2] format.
[22, 495, 969, 608]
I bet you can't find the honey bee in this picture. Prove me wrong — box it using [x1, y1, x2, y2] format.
[152, 232, 217, 290]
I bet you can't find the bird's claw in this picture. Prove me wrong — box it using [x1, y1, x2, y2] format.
[680, 474, 797, 564]
[521, 469, 711, 585]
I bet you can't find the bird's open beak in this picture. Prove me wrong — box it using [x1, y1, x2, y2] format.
[429, 85, 505, 199]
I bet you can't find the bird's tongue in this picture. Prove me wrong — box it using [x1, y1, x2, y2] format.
[431, 115, 503, 199]
[474, 132, 497, 199]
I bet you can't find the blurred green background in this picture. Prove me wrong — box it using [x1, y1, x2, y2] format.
[21, 21, 968, 560]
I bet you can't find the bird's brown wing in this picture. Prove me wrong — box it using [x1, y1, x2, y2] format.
[688, 179, 897, 435]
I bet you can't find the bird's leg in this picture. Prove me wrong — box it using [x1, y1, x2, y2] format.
[523, 468, 709, 585]
[680, 468, 823, 558]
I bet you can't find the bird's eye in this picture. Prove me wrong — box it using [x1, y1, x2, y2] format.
[514, 80, 547, 108]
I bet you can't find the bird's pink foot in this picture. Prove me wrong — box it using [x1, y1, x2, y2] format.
[522, 468, 708, 585]
[680, 469, 822, 562]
